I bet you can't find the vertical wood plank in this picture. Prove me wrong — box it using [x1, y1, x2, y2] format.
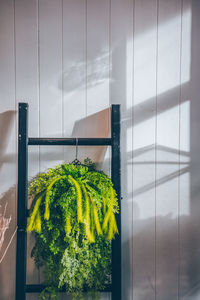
[38, 0, 63, 172]
[85, 0, 110, 179]
[184, 0, 200, 299]
[156, 0, 182, 299]
[63, 0, 86, 164]
[179, 0, 192, 298]
[132, 1, 157, 299]
[86, 0, 109, 116]
[38, 0, 63, 288]
[15, 1, 39, 298]
[110, 0, 133, 299]
[62, 1, 86, 298]
[0, 1, 16, 299]
[86, 1, 110, 298]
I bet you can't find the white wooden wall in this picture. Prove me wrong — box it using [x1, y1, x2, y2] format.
[1, 0, 200, 299]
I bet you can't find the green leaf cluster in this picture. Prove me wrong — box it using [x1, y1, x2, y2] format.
[27, 159, 119, 300]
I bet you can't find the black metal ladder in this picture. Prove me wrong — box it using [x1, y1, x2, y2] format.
[16, 102, 121, 300]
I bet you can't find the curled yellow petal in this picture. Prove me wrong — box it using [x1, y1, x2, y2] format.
[44, 176, 65, 220]
[68, 175, 83, 223]
[90, 204, 95, 242]
[93, 206, 102, 236]
[35, 210, 42, 233]
[102, 186, 115, 231]
[27, 193, 43, 232]
[65, 215, 71, 234]
[103, 197, 106, 215]
[44, 201, 50, 221]
[81, 184, 95, 243]
[112, 213, 119, 235]
[107, 213, 119, 240]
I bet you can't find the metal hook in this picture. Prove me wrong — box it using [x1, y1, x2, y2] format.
[75, 138, 78, 160]
[72, 138, 81, 165]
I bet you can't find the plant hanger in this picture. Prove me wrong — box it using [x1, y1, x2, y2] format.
[71, 138, 81, 166]
[71, 138, 96, 170]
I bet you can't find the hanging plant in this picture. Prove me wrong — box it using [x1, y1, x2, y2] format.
[27, 158, 119, 300]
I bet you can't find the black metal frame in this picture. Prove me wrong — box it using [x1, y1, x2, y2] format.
[16, 102, 121, 300]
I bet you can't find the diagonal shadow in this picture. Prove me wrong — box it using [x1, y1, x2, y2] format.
[0, 110, 16, 168]
[123, 81, 190, 127]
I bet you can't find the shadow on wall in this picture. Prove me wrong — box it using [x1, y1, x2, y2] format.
[33, 107, 111, 172]
[124, 81, 190, 128]
[189, 0, 200, 299]
[110, 4, 200, 299]
[123, 208, 200, 300]
[0, 109, 16, 246]
[125, 144, 189, 199]
[0, 110, 16, 166]
[0, 186, 17, 300]
[0, 110, 17, 300]
[57, 50, 110, 95]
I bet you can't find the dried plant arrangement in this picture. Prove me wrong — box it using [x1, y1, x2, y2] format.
[0, 203, 17, 264]
[0, 203, 11, 252]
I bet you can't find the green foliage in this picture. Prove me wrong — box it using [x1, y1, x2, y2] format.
[27, 159, 119, 300]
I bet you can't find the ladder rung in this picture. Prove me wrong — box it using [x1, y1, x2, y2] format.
[25, 284, 112, 293]
[28, 137, 112, 146]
